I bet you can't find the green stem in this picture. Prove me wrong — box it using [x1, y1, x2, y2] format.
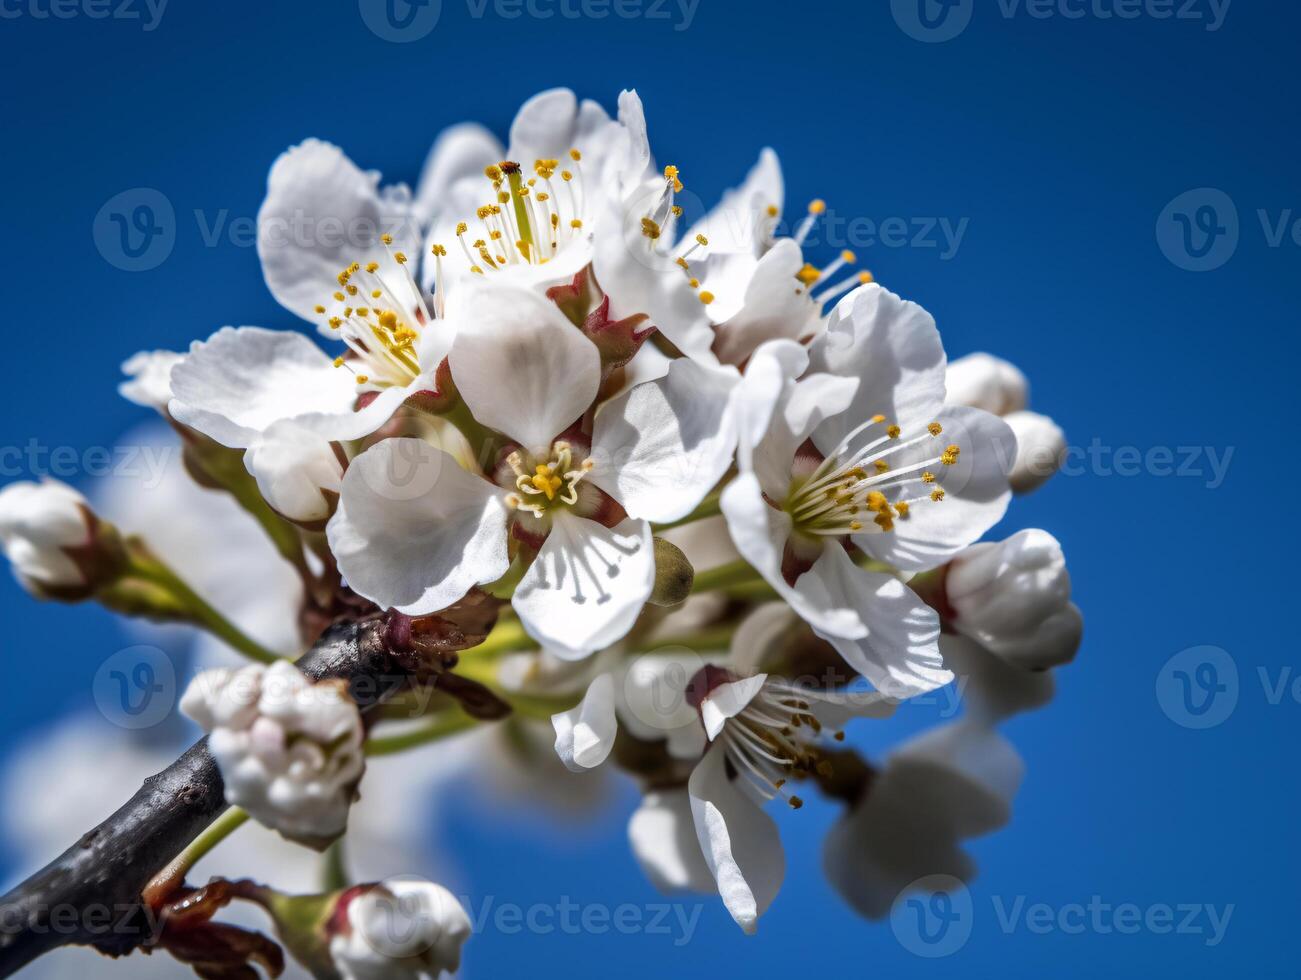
[653, 490, 723, 533]
[130, 551, 282, 665]
[321, 839, 349, 892]
[366, 709, 479, 756]
[690, 558, 763, 595]
[144, 808, 249, 904]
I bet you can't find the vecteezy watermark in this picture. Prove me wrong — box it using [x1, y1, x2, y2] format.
[92, 188, 176, 272]
[1158, 646, 1301, 729]
[0, 900, 170, 943]
[892, 876, 1234, 956]
[1158, 188, 1301, 272]
[0, 440, 174, 488]
[890, 875, 975, 957]
[461, 895, 699, 946]
[1156, 188, 1239, 272]
[1054, 440, 1234, 490]
[360, 0, 699, 40]
[779, 210, 970, 262]
[93, 645, 177, 730]
[0, 0, 168, 30]
[892, 0, 1230, 42]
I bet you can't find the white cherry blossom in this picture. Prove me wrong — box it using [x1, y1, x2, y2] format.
[328, 879, 471, 980]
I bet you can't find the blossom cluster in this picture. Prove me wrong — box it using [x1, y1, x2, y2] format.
[0, 88, 1079, 976]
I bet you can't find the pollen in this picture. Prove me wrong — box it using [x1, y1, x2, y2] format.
[766, 204, 779, 217]
[887, 425, 901, 439]
[931, 488, 946, 502]
[808, 199, 827, 215]
[380, 234, 393, 245]
[928, 422, 943, 436]
[941, 445, 961, 466]
[699, 291, 715, 305]
[841, 250, 856, 263]
[796, 264, 821, 286]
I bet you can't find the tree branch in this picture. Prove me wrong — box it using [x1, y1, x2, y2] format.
[0, 619, 416, 977]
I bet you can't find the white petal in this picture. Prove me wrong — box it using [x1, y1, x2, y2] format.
[629, 789, 716, 894]
[327, 439, 510, 615]
[729, 339, 810, 475]
[447, 282, 600, 453]
[551, 673, 618, 772]
[688, 741, 785, 934]
[720, 474, 866, 639]
[796, 684, 900, 731]
[412, 123, 504, 228]
[884, 721, 1024, 839]
[700, 674, 767, 741]
[589, 357, 736, 523]
[939, 634, 1055, 725]
[243, 420, 343, 524]
[727, 602, 799, 677]
[808, 283, 948, 445]
[256, 139, 419, 323]
[854, 406, 1015, 571]
[591, 181, 717, 364]
[683, 148, 783, 256]
[119, 350, 182, 411]
[512, 513, 654, 659]
[169, 327, 358, 448]
[750, 371, 859, 500]
[806, 547, 949, 699]
[712, 240, 821, 365]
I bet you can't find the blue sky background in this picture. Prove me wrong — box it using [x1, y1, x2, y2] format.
[1, 0, 1297, 976]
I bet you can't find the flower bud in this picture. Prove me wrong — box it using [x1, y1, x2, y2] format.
[649, 537, 695, 607]
[1005, 410, 1066, 494]
[328, 879, 471, 980]
[945, 353, 1028, 417]
[946, 529, 1082, 670]
[181, 660, 365, 847]
[0, 479, 123, 599]
[243, 421, 345, 527]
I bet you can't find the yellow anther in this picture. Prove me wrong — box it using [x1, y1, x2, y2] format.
[366, 262, 379, 273]
[698, 291, 715, 305]
[931, 488, 946, 502]
[570, 219, 583, 229]
[895, 502, 911, 518]
[381, 234, 393, 245]
[664, 165, 683, 192]
[333, 291, 345, 302]
[695, 234, 709, 247]
[569, 148, 582, 161]
[928, 422, 943, 436]
[561, 170, 573, 181]
[456, 222, 469, 235]
[328, 317, 342, 329]
[849, 521, 863, 531]
[887, 425, 901, 439]
[356, 375, 369, 385]
[529, 464, 563, 500]
[394, 252, 408, 264]
[676, 257, 690, 269]
[641, 217, 662, 240]
[431, 244, 447, 257]
[859, 271, 874, 284]
[688, 278, 700, 289]
[332, 356, 345, 368]
[371, 290, 382, 299]
[796, 264, 821, 286]
[766, 204, 779, 217]
[872, 414, 886, 424]
[356, 307, 369, 316]
[841, 250, 857, 263]
[314, 305, 326, 314]
[922, 471, 936, 484]
[866, 491, 889, 512]
[808, 199, 827, 215]
[346, 284, 359, 296]
[941, 445, 961, 466]
[484, 164, 503, 181]
[378, 310, 399, 330]
[672, 205, 684, 216]
[874, 460, 890, 474]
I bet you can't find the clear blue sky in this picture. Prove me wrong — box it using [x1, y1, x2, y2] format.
[0, 0, 1296, 976]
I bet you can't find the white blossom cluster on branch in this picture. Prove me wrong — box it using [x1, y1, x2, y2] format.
[0, 87, 1080, 977]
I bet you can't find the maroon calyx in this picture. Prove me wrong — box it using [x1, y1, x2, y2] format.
[685, 664, 740, 709]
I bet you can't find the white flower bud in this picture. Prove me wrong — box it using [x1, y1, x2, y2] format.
[181, 660, 364, 844]
[243, 421, 344, 525]
[944, 352, 1028, 417]
[120, 350, 184, 412]
[329, 879, 472, 980]
[0, 480, 100, 596]
[946, 529, 1082, 670]
[1005, 410, 1067, 494]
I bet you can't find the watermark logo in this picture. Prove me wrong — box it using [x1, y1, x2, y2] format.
[0, 0, 169, 31]
[93, 645, 176, 729]
[1156, 645, 1238, 729]
[891, 875, 973, 957]
[1156, 188, 1239, 272]
[891, 0, 973, 42]
[359, 0, 442, 41]
[93, 188, 175, 272]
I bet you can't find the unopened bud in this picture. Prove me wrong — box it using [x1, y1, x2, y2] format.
[649, 537, 695, 607]
[0, 479, 124, 600]
[1004, 410, 1067, 494]
[947, 529, 1082, 670]
[945, 352, 1028, 417]
[243, 421, 345, 527]
[327, 878, 472, 980]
